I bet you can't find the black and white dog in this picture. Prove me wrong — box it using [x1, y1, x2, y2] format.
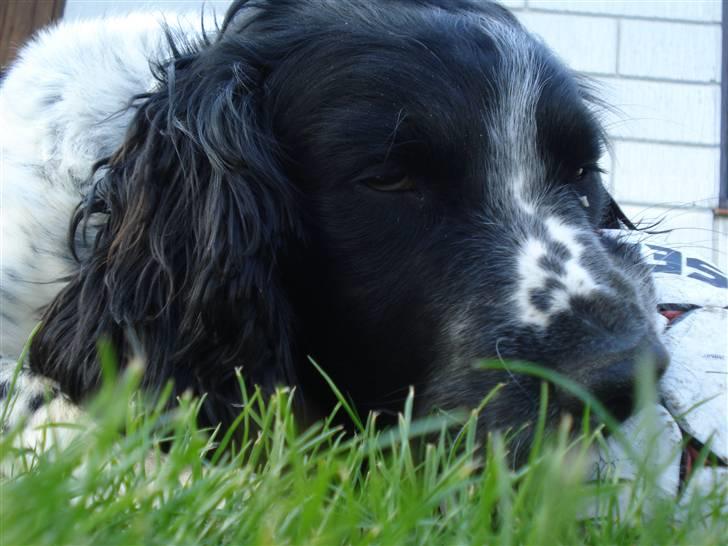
[0, 0, 667, 457]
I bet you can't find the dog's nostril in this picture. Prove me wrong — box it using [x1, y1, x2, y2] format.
[560, 336, 669, 421]
[587, 359, 636, 421]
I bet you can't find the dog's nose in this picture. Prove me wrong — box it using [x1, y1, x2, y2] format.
[559, 336, 669, 421]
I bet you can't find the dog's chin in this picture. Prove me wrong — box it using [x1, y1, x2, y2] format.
[418, 360, 648, 468]
[473, 406, 606, 469]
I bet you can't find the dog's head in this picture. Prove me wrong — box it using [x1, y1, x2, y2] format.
[31, 0, 667, 453]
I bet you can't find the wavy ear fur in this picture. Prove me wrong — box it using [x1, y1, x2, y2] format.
[30, 18, 302, 427]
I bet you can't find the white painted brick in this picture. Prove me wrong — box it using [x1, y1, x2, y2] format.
[500, 0, 526, 8]
[620, 205, 716, 261]
[64, 0, 232, 19]
[611, 141, 721, 207]
[619, 20, 721, 82]
[603, 153, 616, 193]
[714, 216, 728, 273]
[595, 77, 721, 145]
[530, 1, 722, 23]
[517, 12, 617, 74]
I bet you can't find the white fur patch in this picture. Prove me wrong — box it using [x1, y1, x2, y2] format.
[515, 238, 552, 327]
[477, 21, 545, 215]
[0, 13, 212, 358]
[515, 217, 600, 327]
[544, 217, 598, 296]
[1, 359, 86, 475]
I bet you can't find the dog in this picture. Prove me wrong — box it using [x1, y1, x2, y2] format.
[0, 0, 668, 461]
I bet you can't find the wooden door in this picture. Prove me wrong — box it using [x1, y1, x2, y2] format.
[1, 0, 65, 69]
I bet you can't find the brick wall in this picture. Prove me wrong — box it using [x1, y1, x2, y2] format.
[64, 0, 727, 269]
[506, 0, 725, 269]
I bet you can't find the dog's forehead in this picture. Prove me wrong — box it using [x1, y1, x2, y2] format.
[278, 10, 599, 178]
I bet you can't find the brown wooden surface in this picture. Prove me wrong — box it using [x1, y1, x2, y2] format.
[720, 0, 727, 208]
[1, 0, 65, 68]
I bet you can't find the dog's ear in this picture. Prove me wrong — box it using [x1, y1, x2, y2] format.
[30, 28, 302, 427]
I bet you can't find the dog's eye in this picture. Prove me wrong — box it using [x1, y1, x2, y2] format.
[574, 165, 603, 182]
[571, 165, 608, 218]
[364, 174, 416, 192]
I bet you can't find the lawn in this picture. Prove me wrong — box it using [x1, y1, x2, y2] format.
[1, 357, 726, 545]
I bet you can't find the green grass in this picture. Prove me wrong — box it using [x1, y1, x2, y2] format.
[1, 357, 726, 546]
